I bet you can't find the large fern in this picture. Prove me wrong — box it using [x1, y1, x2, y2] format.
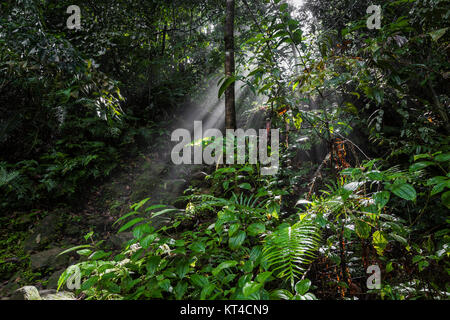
[263, 218, 321, 287]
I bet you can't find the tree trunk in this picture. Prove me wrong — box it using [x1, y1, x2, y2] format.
[225, 0, 236, 130]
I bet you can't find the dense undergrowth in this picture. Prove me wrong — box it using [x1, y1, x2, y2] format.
[1, 0, 449, 300]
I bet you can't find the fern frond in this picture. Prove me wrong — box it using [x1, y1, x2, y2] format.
[263, 218, 321, 287]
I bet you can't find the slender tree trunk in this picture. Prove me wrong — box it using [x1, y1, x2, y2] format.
[225, 0, 236, 130]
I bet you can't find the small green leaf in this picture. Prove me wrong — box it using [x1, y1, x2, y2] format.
[191, 274, 209, 287]
[77, 249, 92, 256]
[435, 153, 450, 162]
[426, 176, 447, 186]
[295, 279, 311, 295]
[81, 276, 99, 290]
[270, 289, 294, 300]
[431, 182, 447, 196]
[238, 183, 252, 190]
[429, 27, 448, 42]
[372, 231, 388, 256]
[355, 220, 371, 239]
[409, 161, 434, 172]
[243, 281, 263, 297]
[247, 223, 266, 236]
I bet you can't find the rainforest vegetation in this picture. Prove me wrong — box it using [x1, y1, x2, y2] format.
[0, 0, 449, 301]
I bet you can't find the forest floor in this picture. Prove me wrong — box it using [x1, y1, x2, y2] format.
[0, 133, 209, 299]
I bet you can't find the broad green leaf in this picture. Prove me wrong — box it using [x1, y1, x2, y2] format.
[200, 284, 215, 300]
[243, 281, 263, 297]
[81, 276, 99, 291]
[389, 233, 408, 246]
[146, 256, 161, 275]
[355, 220, 371, 239]
[270, 289, 293, 300]
[374, 191, 390, 209]
[176, 260, 190, 279]
[426, 176, 447, 186]
[141, 233, 157, 249]
[133, 223, 152, 239]
[229, 230, 246, 250]
[247, 223, 266, 236]
[431, 182, 447, 196]
[409, 161, 434, 172]
[295, 279, 311, 295]
[367, 170, 384, 181]
[238, 183, 252, 190]
[212, 260, 238, 276]
[413, 154, 431, 161]
[218, 76, 237, 99]
[429, 28, 448, 42]
[118, 217, 145, 233]
[256, 271, 272, 284]
[190, 274, 209, 287]
[229, 223, 240, 237]
[372, 231, 388, 256]
[189, 242, 206, 254]
[435, 153, 450, 162]
[390, 183, 416, 201]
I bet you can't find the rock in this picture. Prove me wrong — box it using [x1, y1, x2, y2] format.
[106, 232, 134, 250]
[163, 179, 188, 192]
[24, 212, 65, 252]
[30, 248, 71, 271]
[12, 286, 42, 300]
[39, 289, 57, 296]
[145, 162, 167, 176]
[64, 224, 82, 237]
[0, 279, 20, 297]
[42, 291, 76, 300]
[11, 286, 76, 300]
[46, 270, 65, 289]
